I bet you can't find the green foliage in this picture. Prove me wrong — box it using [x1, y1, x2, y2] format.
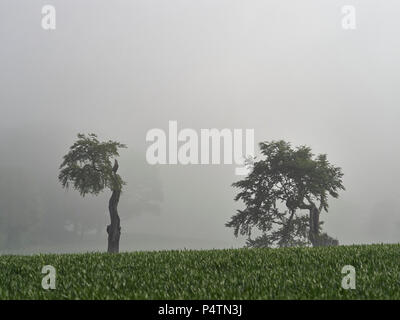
[226, 140, 345, 247]
[245, 215, 310, 248]
[0, 244, 399, 299]
[58, 134, 126, 196]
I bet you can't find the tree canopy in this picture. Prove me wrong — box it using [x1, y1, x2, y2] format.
[226, 140, 345, 247]
[58, 133, 126, 196]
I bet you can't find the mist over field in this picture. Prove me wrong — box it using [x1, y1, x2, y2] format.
[1, 0, 400, 254]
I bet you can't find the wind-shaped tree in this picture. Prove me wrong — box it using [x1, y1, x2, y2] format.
[58, 133, 126, 253]
[226, 140, 345, 247]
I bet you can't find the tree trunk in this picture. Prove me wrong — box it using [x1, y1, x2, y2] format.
[281, 210, 295, 247]
[106, 160, 121, 253]
[308, 205, 320, 247]
[107, 189, 121, 253]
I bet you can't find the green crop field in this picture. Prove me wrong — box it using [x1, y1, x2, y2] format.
[0, 244, 399, 300]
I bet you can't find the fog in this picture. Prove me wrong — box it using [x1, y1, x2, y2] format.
[1, 0, 399, 253]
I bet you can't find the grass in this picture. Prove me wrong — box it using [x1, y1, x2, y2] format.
[0, 244, 399, 299]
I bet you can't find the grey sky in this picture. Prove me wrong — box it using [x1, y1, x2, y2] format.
[1, 1, 399, 252]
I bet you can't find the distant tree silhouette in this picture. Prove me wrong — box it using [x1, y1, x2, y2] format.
[0, 167, 43, 250]
[59, 133, 126, 253]
[226, 140, 344, 247]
